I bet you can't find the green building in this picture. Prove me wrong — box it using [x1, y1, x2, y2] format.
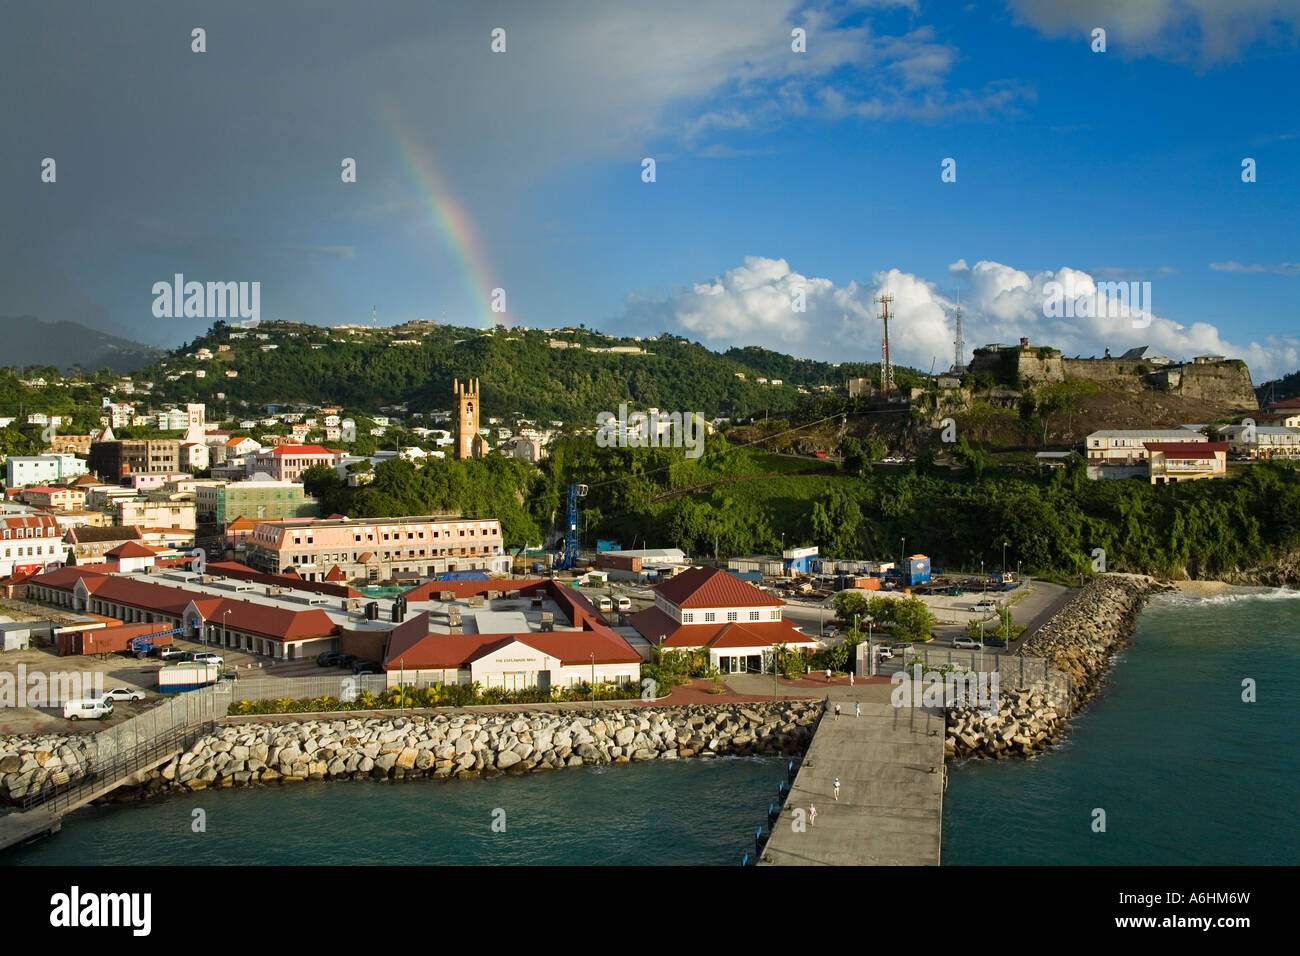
[195, 479, 320, 526]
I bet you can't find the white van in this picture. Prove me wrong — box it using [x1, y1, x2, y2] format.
[597, 596, 613, 612]
[63, 698, 113, 720]
[616, 596, 632, 612]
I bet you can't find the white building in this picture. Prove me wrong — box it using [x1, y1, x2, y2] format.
[4, 454, 88, 488]
[628, 566, 817, 674]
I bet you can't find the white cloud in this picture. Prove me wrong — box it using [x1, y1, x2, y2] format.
[620, 255, 1300, 380]
[1007, 0, 1300, 63]
[1210, 260, 1300, 275]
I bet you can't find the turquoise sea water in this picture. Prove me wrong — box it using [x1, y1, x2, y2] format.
[6, 755, 785, 866]
[7, 590, 1297, 866]
[942, 589, 1300, 865]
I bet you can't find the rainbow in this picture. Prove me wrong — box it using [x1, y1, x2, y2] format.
[378, 101, 498, 328]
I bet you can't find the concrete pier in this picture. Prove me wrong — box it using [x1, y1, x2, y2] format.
[760, 699, 945, 866]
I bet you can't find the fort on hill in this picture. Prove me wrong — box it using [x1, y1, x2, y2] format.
[966, 338, 1258, 410]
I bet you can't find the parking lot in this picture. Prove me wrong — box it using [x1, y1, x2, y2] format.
[0, 618, 285, 736]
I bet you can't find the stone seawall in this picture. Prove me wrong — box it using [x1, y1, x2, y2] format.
[944, 573, 1167, 759]
[1, 700, 821, 805]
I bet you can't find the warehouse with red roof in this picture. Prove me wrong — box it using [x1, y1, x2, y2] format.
[629, 566, 817, 675]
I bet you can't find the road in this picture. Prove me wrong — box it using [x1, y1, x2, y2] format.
[782, 577, 1074, 652]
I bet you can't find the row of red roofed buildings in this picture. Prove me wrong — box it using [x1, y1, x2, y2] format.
[17, 556, 818, 690]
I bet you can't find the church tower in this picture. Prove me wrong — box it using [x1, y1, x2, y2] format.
[453, 378, 484, 459]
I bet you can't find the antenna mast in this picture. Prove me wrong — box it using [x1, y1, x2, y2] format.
[953, 299, 965, 372]
[876, 293, 895, 397]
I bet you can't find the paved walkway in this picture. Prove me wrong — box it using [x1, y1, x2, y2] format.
[760, 699, 945, 866]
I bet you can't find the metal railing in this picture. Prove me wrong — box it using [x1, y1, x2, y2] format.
[20, 687, 219, 813]
[214, 673, 389, 703]
[870, 651, 1072, 715]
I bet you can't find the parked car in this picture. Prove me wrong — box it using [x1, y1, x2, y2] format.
[186, 651, 224, 666]
[317, 652, 341, 667]
[64, 698, 113, 720]
[103, 687, 145, 702]
[157, 647, 186, 661]
[983, 635, 1007, 648]
[216, 671, 239, 683]
[953, 637, 983, 650]
[338, 655, 359, 670]
[890, 642, 913, 655]
[972, 600, 998, 610]
[873, 646, 894, 660]
[352, 662, 381, 676]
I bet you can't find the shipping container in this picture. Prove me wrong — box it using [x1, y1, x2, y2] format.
[158, 663, 220, 693]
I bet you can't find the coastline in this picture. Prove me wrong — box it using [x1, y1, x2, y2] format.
[2, 700, 820, 807]
[945, 573, 1168, 760]
[1168, 579, 1282, 596]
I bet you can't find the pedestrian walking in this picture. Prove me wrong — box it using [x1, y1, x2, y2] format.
[833, 777, 840, 801]
[849, 672, 854, 687]
[855, 702, 861, 718]
[809, 804, 817, 826]
[825, 667, 831, 683]
[834, 703, 841, 720]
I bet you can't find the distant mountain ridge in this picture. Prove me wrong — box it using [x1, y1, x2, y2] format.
[0, 315, 165, 373]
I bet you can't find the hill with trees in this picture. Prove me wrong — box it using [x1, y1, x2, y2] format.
[0, 316, 164, 373]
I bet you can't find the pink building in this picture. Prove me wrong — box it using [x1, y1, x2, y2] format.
[125, 472, 190, 492]
[244, 514, 507, 582]
[246, 444, 345, 481]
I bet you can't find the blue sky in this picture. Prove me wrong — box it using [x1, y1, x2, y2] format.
[2, 0, 1298, 378]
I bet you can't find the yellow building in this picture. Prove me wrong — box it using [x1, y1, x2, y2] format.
[1145, 442, 1228, 484]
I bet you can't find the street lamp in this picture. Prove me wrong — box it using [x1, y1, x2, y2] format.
[221, 609, 230, 652]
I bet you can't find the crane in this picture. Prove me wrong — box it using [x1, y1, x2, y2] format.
[555, 483, 588, 570]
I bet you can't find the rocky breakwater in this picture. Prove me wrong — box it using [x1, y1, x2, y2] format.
[944, 689, 1064, 760]
[112, 700, 820, 798]
[1017, 573, 1168, 712]
[0, 734, 97, 804]
[944, 573, 1167, 760]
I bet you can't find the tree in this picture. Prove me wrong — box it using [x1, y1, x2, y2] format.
[833, 589, 871, 623]
[891, 598, 936, 643]
[840, 437, 866, 476]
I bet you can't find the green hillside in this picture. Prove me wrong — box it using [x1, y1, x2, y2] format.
[142, 320, 891, 422]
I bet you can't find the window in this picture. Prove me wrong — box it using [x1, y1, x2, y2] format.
[726, 612, 738, 622]
[704, 612, 715, 622]
[682, 613, 694, 623]
[749, 611, 760, 621]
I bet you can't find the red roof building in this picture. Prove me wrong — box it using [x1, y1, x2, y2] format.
[629, 566, 816, 674]
[1143, 441, 1229, 485]
[654, 566, 784, 609]
[379, 580, 643, 691]
[245, 444, 346, 481]
[105, 540, 159, 559]
[1, 513, 64, 578]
